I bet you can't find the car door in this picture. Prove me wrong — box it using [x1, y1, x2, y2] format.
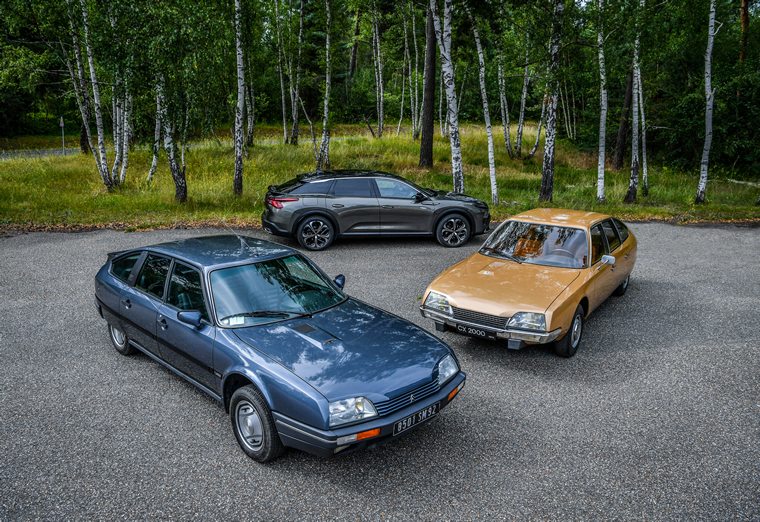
[157, 261, 219, 392]
[124, 253, 171, 358]
[588, 223, 618, 311]
[600, 219, 629, 288]
[326, 178, 380, 234]
[373, 177, 435, 233]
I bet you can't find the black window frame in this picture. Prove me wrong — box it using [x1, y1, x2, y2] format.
[328, 177, 377, 198]
[612, 218, 630, 244]
[165, 260, 212, 324]
[600, 219, 622, 253]
[133, 252, 172, 300]
[589, 223, 610, 265]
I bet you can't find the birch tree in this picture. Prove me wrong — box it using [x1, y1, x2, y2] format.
[316, 0, 332, 171]
[596, 0, 608, 202]
[467, 5, 497, 205]
[430, 0, 464, 193]
[147, 90, 161, 182]
[371, 5, 384, 138]
[233, 0, 245, 195]
[624, 0, 643, 203]
[410, 3, 422, 139]
[539, 0, 564, 202]
[288, 0, 304, 145]
[515, 41, 530, 157]
[497, 57, 513, 159]
[419, 6, 436, 168]
[274, 0, 288, 143]
[637, 72, 648, 196]
[695, 0, 718, 204]
[527, 89, 546, 160]
[157, 79, 187, 203]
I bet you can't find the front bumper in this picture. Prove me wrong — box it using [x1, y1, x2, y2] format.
[420, 306, 562, 347]
[273, 371, 466, 458]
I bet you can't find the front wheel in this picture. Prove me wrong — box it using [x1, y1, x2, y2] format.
[554, 305, 584, 358]
[230, 385, 285, 462]
[435, 214, 471, 248]
[296, 217, 335, 251]
[108, 323, 135, 356]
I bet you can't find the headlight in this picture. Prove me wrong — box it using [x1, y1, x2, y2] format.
[508, 312, 546, 331]
[437, 354, 459, 386]
[425, 291, 452, 315]
[329, 397, 377, 427]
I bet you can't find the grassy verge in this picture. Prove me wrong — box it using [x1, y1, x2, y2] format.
[1, 124, 758, 231]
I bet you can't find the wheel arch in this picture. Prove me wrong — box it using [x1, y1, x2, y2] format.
[579, 296, 589, 317]
[222, 370, 271, 413]
[434, 209, 475, 234]
[292, 210, 340, 236]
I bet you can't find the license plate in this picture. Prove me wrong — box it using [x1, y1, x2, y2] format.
[456, 324, 496, 340]
[393, 402, 440, 436]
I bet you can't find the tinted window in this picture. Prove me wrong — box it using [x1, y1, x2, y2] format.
[612, 218, 629, 243]
[111, 253, 141, 282]
[601, 220, 621, 251]
[135, 254, 170, 298]
[290, 180, 332, 195]
[168, 263, 209, 321]
[480, 221, 589, 269]
[375, 178, 418, 199]
[590, 225, 608, 264]
[331, 178, 374, 197]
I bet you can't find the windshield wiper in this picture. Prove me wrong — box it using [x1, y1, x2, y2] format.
[221, 310, 312, 322]
[480, 246, 522, 264]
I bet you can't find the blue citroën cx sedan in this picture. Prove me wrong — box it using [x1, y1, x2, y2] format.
[94, 235, 465, 461]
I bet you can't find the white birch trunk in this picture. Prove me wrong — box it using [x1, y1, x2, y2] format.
[289, 0, 304, 144]
[497, 58, 513, 159]
[439, 68, 445, 137]
[468, 7, 497, 205]
[372, 9, 385, 138]
[516, 41, 530, 157]
[119, 94, 131, 184]
[317, 0, 332, 171]
[637, 72, 648, 196]
[696, 0, 717, 203]
[110, 94, 123, 185]
[596, 0, 607, 202]
[430, 0, 464, 193]
[61, 16, 96, 166]
[528, 90, 546, 159]
[624, 0, 642, 204]
[398, 18, 408, 137]
[233, 0, 245, 195]
[147, 90, 161, 182]
[157, 80, 187, 202]
[411, 3, 421, 139]
[539, 0, 564, 202]
[274, 0, 288, 144]
[245, 83, 255, 148]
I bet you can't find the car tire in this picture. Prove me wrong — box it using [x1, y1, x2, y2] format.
[108, 323, 135, 356]
[296, 216, 335, 251]
[230, 385, 285, 462]
[435, 213, 472, 248]
[554, 304, 584, 358]
[612, 274, 630, 296]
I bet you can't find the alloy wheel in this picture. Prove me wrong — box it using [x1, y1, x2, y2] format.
[440, 217, 469, 246]
[236, 400, 264, 452]
[570, 314, 583, 348]
[110, 325, 126, 347]
[301, 220, 331, 249]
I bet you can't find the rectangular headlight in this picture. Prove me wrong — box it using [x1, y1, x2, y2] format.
[507, 312, 546, 331]
[424, 291, 452, 315]
[437, 354, 459, 386]
[329, 397, 377, 427]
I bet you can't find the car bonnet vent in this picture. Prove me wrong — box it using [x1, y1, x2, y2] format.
[293, 324, 316, 334]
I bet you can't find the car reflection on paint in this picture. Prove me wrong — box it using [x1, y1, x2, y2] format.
[94, 235, 465, 461]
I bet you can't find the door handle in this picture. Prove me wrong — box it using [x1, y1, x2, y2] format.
[331, 204, 344, 208]
[121, 298, 132, 309]
[157, 316, 168, 330]
[381, 205, 393, 209]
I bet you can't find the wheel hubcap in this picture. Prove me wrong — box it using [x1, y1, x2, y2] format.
[441, 218, 468, 246]
[301, 220, 331, 249]
[623, 276, 629, 289]
[236, 401, 264, 451]
[570, 314, 582, 348]
[110, 325, 126, 347]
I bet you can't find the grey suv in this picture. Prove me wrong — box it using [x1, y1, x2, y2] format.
[262, 170, 490, 251]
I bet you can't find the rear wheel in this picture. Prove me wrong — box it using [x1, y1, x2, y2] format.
[612, 274, 630, 296]
[230, 385, 285, 462]
[554, 305, 584, 358]
[108, 323, 135, 356]
[296, 216, 335, 251]
[435, 213, 471, 248]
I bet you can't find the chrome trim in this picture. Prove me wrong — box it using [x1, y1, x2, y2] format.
[420, 306, 562, 344]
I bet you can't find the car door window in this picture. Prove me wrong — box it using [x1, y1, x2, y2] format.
[111, 253, 141, 282]
[612, 218, 629, 243]
[375, 178, 418, 199]
[167, 262, 210, 321]
[601, 220, 621, 252]
[135, 254, 170, 299]
[590, 225, 608, 265]
[331, 178, 374, 197]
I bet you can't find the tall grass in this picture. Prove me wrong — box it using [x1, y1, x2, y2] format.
[0, 123, 758, 229]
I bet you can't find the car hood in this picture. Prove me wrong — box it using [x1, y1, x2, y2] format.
[429, 190, 487, 207]
[429, 252, 580, 316]
[233, 298, 451, 402]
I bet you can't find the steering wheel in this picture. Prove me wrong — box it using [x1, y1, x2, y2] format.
[553, 248, 575, 257]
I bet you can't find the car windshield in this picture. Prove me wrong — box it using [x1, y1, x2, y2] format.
[210, 255, 345, 327]
[480, 221, 588, 269]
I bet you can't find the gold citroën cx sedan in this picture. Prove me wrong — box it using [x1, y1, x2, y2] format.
[420, 209, 637, 357]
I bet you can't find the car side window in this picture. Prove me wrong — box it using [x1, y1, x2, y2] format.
[374, 178, 418, 199]
[331, 178, 374, 197]
[135, 254, 171, 299]
[612, 218, 630, 243]
[111, 253, 141, 283]
[290, 180, 332, 195]
[168, 262, 209, 321]
[601, 220, 621, 252]
[590, 225, 608, 265]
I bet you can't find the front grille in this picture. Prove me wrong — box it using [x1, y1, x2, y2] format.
[452, 306, 508, 330]
[374, 379, 440, 416]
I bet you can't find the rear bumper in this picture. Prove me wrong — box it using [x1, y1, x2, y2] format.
[261, 213, 290, 237]
[273, 372, 466, 458]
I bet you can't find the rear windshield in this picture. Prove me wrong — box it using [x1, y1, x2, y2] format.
[480, 221, 589, 269]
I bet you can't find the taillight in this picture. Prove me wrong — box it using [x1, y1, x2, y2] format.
[266, 196, 299, 209]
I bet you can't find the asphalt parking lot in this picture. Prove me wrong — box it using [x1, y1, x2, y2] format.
[1, 223, 758, 519]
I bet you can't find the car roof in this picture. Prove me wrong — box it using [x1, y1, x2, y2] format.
[142, 235, 297, 269]
[299, 169, 400, 182]
[509, 208, 612, 228]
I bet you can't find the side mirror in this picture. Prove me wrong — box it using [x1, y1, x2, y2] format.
[333, 274, 346, 289]
[177, 310, 204, 328]
[600, 254, 616, 267]
[414, 192, 427, 202]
